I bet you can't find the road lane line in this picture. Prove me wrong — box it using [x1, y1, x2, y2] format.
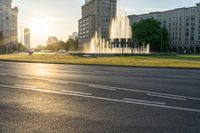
[0, 73, 7, 76]
[17, 75, 33, 80]
[165, 75, 187, 79]
[147, 92, 200, 101]
[165, 75, 200, 79]
[48, 79, 68, 84]
[15, 85, 37, 89]
[1, 72, 200, 101]
[0, 84, 200, 113]
[92, 85, 200, 101]
[61, 90, 92, 96]
[123, 98, 166, 105]
[88, 85, 117, 91]
[147, 94, 186, 101]
[94, 70, 111, 73]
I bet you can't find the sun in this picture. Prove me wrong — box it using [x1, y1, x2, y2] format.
[30, 18, 52, 36]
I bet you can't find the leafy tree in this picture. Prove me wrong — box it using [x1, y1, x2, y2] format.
[43, 38, 78, 52]
[132, 18, 169, 52]
[46, 41, 65, 51]
[65, 38, 78, 51]
[0, 32, 5, 53]
[17, 43, 27, 52]
[35, 45, 46, 52]
[0, 32, 3, 46]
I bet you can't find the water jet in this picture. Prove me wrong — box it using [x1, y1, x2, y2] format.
[89, 8, 150, 54]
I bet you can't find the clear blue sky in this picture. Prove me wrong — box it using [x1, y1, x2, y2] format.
[12, 0, 200, 47]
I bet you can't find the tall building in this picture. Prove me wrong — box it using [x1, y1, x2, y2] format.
[24, 28, 30, 49]
[0, 0, 18, 51]
[78, 0, 117, 50]
[129, 3, 200, 54]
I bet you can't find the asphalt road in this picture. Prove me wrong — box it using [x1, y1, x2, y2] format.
[0, 61, 200, 133]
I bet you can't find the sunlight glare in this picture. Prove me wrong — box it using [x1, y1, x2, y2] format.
[30, 18, 52, 37]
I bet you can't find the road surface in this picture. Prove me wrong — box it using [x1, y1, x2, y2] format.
[0, 61, 200, 133]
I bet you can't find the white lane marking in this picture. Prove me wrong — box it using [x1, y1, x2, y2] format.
[15, 85, 37, 89]
[94, 70, 111, 73]
[1, 72, 200, 101]
[165, 75, 200, 79]
[0, 73, 7, 76]
[147, 94, 186, 101]
[103, 86, 200, 101]
[0, 67, 101, 75]
[0, 84, 200, 113]
[17, 75, 33, 80]
[123, 98, 166, 105]
[61, 90, 92, 96]
[88, 85, 117, 91]
[48, 79, 68, 84]
[165, 75, 187, 79]
[147, 92, 200, 101]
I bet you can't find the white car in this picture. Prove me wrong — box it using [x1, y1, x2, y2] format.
[58, 50, 67, 54]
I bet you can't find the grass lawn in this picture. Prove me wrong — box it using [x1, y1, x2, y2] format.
[0, 54, 200, 69]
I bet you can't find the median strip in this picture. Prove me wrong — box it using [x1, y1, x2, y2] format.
[0, 54, 200, 69]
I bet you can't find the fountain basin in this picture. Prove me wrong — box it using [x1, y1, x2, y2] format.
[69, 52, 175, 57]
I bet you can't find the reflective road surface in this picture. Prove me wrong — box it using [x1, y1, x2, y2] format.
[0, 61, 200, 133]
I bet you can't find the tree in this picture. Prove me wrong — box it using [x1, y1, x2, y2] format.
[0, 32, 3, 46]
[43, 38, 78, 52]
[65, 38, 78, 51]
[132, 18, 169, 52]
[0, 32, 5, 54]
[35, 45, 45, 52]
[45, 41, 65, 51]
[17, 43, 27, 52]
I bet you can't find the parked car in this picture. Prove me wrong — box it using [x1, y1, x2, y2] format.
[58, 50, 67, 54]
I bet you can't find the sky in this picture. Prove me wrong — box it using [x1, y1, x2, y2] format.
[12, 0, 200, 48]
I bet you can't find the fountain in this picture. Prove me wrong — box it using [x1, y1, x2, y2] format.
[89, 8, 150, 54]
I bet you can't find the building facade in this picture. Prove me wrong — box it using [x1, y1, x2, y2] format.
[0, 0, 18, 51]
[129, 3, 200, 54]
[24, 28, 30, 49]
[78, 0, 117, 50]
